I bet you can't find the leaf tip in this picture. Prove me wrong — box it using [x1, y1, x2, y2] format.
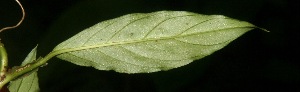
[258, 27, 270, 32]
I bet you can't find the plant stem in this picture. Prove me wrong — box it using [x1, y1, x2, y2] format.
[0, 49, 60, 89]
[0, 0, 25, 33]
[0, 42, 8, 89]
[0, 42, 8, 79]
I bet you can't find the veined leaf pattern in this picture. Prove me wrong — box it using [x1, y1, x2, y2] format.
[53, 11, 255, 73]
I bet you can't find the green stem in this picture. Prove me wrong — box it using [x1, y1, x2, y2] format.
[0, 42, 8, 89]
[0, 42, 8, 79]
[0, 49, 60, 89]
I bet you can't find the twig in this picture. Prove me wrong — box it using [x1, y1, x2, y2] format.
[0, 0, 25, 33]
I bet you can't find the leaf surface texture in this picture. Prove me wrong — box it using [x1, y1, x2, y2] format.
[53, 11, 255, 73]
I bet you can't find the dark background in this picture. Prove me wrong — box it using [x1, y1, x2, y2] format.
[0, 0, 299, 92]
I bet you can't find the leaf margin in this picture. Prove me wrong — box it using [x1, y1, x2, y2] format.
[53, 11, 260, 73]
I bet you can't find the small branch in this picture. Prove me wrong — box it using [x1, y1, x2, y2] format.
[0, 0, 25, 33]
[0, 42, 8, 89]
[0, 50, 58, 89]
[0, 42, 8, 79]
[0, 0, 26, 89]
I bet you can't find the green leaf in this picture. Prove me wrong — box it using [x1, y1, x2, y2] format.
[53, 11, 256, 73]
[9, 46, 39, 92]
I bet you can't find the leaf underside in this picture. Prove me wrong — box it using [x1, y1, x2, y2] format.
[9, 46, 39, 92]
[53, 11, 255, 73]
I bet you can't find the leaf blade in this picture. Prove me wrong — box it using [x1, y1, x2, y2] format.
[54, 11, 255, 73]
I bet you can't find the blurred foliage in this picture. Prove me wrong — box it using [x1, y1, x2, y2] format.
[0, 0, 299, 91]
